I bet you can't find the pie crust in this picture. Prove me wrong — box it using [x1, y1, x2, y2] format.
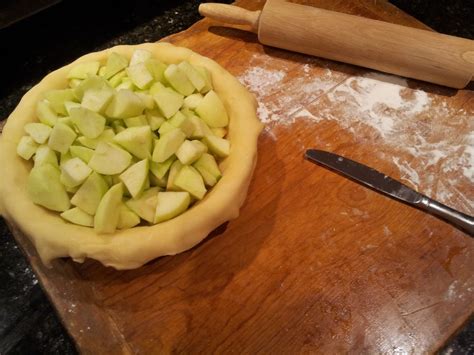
[0, 43, 262, 270]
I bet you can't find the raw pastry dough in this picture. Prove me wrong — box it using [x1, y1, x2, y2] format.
[0, 43, 262, 269]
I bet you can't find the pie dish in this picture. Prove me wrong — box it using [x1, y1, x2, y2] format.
[0, 42, 262, 270]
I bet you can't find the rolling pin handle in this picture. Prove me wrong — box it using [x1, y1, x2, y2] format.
[199, 3, 261, 33]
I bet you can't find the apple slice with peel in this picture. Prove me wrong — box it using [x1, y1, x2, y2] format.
[150, 155, 175, 179]
[34, 145, 58, 167]
[77, 128, 115, 149]
[71, 172, 108, 215]
[166, 160, 183, 191]
[154, 191, 191, 223]
[17, 136, 38, 160]
[195, 90, 229, 128]
[88, 142, 132, 175]
[24, 123, 52, 144]
[125, 187, 159, 223]
[153, 87, 184, 118]
[27, 164, 70, 212]
[174, 165, 207, 200]
[48, 123, 77, 154]
[193, 153, 221, 187]
[113, 126, 152, 160]
[60, 207, 93, 227]
[178, 61, 206, 92]
[36, 101, 58, 127]
[164, 64, 195, 96]
[104, 52, 128, 79]
[70, 107, 106, 139]
[69, 146, 94, 163]
[152, 129, 186, 163]
[60, 157, 92, 188]
[44, 89, 76, 115]
[175, 140, 206, 165]
[202, 135, 230, 158]
[67, 61, 100, 79]
[118, 203, 140, 229]
[106, 89, 145, 119]
[119, 159, 149, 198]
[94, 183, 124, 233]
[81, 88, 114, 113]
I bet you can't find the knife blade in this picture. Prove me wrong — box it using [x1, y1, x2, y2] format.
[305, 149, 474, 236]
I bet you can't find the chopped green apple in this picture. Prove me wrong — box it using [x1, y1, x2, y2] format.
[69, 79, 82, 88]
[94, 183, 124, 233]
[71, 172, 108, 214]
[77, 128, 115, 149]
[166, 160, 183, 191]
[60, 151, 73, 166]
[88, 142, 132, 175]
[127, 63, 154, 89]
[60, 207, 93, 227]
[136, 92, 155, 110]
[149, 81, 166, 95]
[58, 116, 75, 130]
[168, 110, 194, 137]
[64, 101, 82, 115]
[108, 70, 128, 88]
[154, 191, 191, 223]
[104, 52, 129, 79]
[211, 127, 227, 138]
[70, 107, 106, 139]
[130, 49, 152, 66]
[178, 61, 206, 92]
[74, 75, 110, 100]
[44, 89, 77, 116]
[98, 66, 107, 77]
[183, 93, 204, 110]
[70, 145, 94, 163]
[27, 164, 70, 211]
[175, 140, 206, 165]
[202, 135, 230, 158]
[48, 123, 77, 154]
[17, 136, 38, 160]
[106, 89, 145, 119]
[125, 187, 159, 223]
[24, 122, 52, 145]
[195, 66, 213, 93]
[124, 115, 148, 128]
[193, 153, 221, 187]
[153, 87, 184, 118]
[164, 64, 195, 96]
[158, 121, 177, 136]
[149, 173, 167, 188]
[81, 88, 114, 113]
[146, 109, 165, 130]
[145, 59, 167, 83]
[195, 90, 229, 128]
[113, 126, 152, 160]
[150, 155, 175, 179]
[34, 145, 58, 167]
[152, 129, 186, 163]
[60, 157, 92, 187]
[117, 203, 140, 229]
[67, 61, 100, 79]
[188, 115, 213, 139]
[119, 159, 149, 198]
[174, 165, 207, 200]
[36, 100, 58, 127]
[116, 79, 135, 91]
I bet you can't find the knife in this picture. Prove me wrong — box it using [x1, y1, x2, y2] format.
[305, 149, 474, 236]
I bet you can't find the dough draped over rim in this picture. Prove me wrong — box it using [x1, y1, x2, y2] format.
[0, 43, 262, 270]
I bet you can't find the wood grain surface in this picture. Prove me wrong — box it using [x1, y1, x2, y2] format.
[8, 0, 474, 353]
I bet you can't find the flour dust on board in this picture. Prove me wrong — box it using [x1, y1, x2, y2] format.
[237, 53, 474, 213]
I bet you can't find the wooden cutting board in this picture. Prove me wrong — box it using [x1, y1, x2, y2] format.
[8, 0, 474, 353]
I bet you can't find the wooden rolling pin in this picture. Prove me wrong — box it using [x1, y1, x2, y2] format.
[199, 0, 474, 88]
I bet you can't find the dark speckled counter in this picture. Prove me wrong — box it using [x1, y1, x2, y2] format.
[0, 0, 472, 353]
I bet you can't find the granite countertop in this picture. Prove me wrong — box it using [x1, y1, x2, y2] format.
[0, 0, 472, 353]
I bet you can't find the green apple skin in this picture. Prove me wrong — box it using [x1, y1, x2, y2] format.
[94, 183, 124, 234]
[125, 187, 159, 223]
[195, 90, 229, 128]
[71, 172, 109, 215]
[173, 165, 207, 200]
[154, 191, 191, 223]
[113, 126, 152, 160]
[60, 207, 94, 227]
[88, 142, 132, 175]
[27, 164, 70, 212]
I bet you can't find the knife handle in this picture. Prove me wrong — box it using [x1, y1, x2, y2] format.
[419, 197, 474, 236]
[199, 3, 261, 33]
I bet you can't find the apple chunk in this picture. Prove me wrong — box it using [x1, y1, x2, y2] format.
[88, 142, 132, 175]
[119, 159, 149, 198]
[154, 192, 191, 223]
[60, 207, 94, 227]
[24, 123, 52, 144]
[113, 126, 152, 160]
[125, 187, 159, 223]
[174, 165, 207, 200]
[27, 164, 70, 212]
[70, 107, 106, 139]
[48, 123, 77, 154]
[195, 90, 229, 128]
[152, 129, 186, 163]
[104, 52, 128, 79]
[60, 157, 92, 188]
[153, 87, 184, 119]
[94, 183, 124, 233]
[164, 64, 195, 96]
[67, 61, 100, 79]
[118, 204, 140, 229]
[17, 136, 38, 160]
[71, 172, 109, 215]
[34, 145, 58, 167]
[106, 89, 145, 119]
[202, 135, 230, 158]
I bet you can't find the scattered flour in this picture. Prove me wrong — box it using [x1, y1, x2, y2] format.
[237, 53, 474, 212]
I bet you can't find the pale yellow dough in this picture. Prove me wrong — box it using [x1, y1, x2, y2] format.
[0, 43, 262, 270]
